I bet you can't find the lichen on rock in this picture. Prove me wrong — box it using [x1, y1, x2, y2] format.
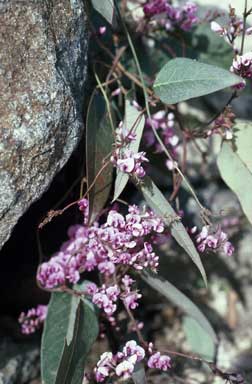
[0, 0, 89, 248]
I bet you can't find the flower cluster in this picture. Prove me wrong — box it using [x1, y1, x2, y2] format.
[144, 110, 179, 170]
[19, 305, 48, 335]
[94, 340, 171, 382]
[142, 0, 198, 32]
[147, 351, 172, 370]
[111, 149, 149, 178]
[207, 107, 235, 140]
[231, 52, 252, 80]
[86, 276, 142, 323]
[210, 18, 244, 43]
[192, 225, 234, 256]
[94, 341, 145, 382]
[111, 119, 149, 178]
[37, 201, 164, 290]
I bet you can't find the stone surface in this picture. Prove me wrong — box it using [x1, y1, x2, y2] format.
[0, 0, 88, 248]
[0, 338, 40, 384]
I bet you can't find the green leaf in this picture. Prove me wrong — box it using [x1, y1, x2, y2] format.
[217, 120, 252, 225]
[41, 292, 98, 384]
[153, 58, 242, 104]
[113, 100, 145, 201]
[86, 91, 114, 223]
[142, 271, 217, 344]
[139, 176, 207, 285]
[183, 316, 216, 360]
[91, 0, 114, 24]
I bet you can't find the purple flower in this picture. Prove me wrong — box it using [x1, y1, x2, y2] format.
[94, 341, 145, 382]
[143, 0, 169, 17]
[19, 305, 48, 334]
[112, 150, 149, 179]
[36, 203, 164, 290]
[37, 258, 65, 289]
[195, 225, 234, 256]
[147, 352, 172, 371]
[115, 359, 135, 379]
[78, 198, 89, 224]
[142, 0, 198, 32]
[231, 53, 252, 79]
[211, 21, 226, 35]
[123, 340, 145, 361]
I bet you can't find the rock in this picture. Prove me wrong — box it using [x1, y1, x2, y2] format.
[0, 338, 40, 384]
[0, 0, 89, 249]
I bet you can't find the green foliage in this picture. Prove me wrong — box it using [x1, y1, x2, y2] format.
[217, 120, 252, 225]
[153, 58, 241, 104]
[183, 316, 216, 360]
[142, 271, 217, 345]
[91, 0, 114, 24]
[191, 24, 233, 68]
[139, 176, 207, 285]
[86, 91, 114, 223]
[41, 291, 98, 384]
[113, 100, 145, 201]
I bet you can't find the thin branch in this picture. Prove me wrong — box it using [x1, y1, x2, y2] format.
[241, 0, 248, 55]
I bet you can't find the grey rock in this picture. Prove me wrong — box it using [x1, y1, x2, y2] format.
[0, 338, 40, 384]
[0, 0, 89, 248]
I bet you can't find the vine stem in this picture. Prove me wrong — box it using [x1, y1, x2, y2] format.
[241, 0, 248, 55]
[123, 302, 147, 346]
[114, 2, 206, 213]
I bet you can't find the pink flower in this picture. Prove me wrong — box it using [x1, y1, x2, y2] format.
[19, 305, 48, 334]
[111, 87, 121, 97]
[223, 241, 235, 256]
[211, 21, 225, 35]
[115, 360, 135, 379]
[36, 203, 165, 290]
[94, 352, 115, 382]
[95, 366, 110, 382]
[37, 259, 65, 289]
[99, 26, 106, 35]
[106, 285, 120, 301]
[117, 157, 135, 173]
[94, 341, 145, 382]
[147, 352, 172, 371]
[123, 340, 145, 362]
[107, 211, 125, 228]
[195, 225, 234, 256]
[231, 53, 252, 79]
[112, 150, 149, 179]
[78, 198, 89, 224]
[123, 290, 142, 310]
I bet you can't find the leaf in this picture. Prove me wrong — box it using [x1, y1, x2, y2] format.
[183, 316, 216, 360]
[142, 271, 217, 344]
[91, 0, 114, 25]
[217, 120, 252, 225]
[153, 58, 242, 104]
[41, 292, 98, 384]
[113, 100, 145, 201]
[139, 176, 207, 285]
[86, 91, 114, 223]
